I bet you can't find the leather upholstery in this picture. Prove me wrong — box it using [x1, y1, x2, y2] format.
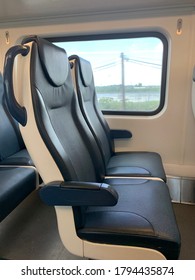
[0, 167, 36, 222]
[0, 72, 37, 221]
[80, 180, 180, 259]
[5, 37, 180, 259]
[0, 73, 33, 165]
[37, 38, 69, 87]
[69, 55, 166, 181]
[30, 39, 105, 182]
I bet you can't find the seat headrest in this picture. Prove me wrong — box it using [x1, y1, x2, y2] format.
[78, 56, 93, 87]
[24, 36, 69, 87]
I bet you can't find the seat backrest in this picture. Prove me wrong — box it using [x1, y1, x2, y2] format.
[69, 55, 114, 167]
[4, 37, 105, 184]
[0, 72, 25, 161]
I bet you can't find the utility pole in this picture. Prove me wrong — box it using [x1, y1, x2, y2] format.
[120, 52, 125, 110]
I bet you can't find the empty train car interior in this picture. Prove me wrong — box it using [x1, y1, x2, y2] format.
[0, 0, 195, 263]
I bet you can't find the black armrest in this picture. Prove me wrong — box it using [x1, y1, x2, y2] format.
[110, 129, 132, 140]
[39, 181, 118, 206]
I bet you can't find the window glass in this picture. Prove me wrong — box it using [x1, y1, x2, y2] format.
[53, 32, 167, 115]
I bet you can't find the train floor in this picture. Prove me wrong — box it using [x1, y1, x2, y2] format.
[0, 189, 195, 260]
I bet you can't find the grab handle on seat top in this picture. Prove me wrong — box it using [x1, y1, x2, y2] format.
[3, 45, 30, 126]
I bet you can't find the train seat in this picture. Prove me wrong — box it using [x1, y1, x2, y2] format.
[0, 72, 33, 166]
[0, 72, 38, 221]
[69, 55, 166, 181]
[3, 36, 180, 259]
[0, 166, 37, 222]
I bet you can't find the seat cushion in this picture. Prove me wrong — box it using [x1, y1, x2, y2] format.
[106, 151, 166, 181]
[77, 179, 180, 259]
[0, 167, 37, 221]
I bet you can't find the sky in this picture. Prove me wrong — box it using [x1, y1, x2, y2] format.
[55, 36, 163, 87]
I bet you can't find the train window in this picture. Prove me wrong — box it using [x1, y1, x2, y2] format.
[51, 32, 168, 115]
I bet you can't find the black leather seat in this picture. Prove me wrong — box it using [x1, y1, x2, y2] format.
[0, 166, 37, 221]
[69, 55, 166, 181]
[4, 36, 180, 259]
[0, 72, 37, 221]
[0, 72, 33, 166]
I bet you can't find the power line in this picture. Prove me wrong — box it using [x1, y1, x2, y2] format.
[94, 56, 161, 72]
[94, 61, 119, 71]
[126, 58, 161, 68]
